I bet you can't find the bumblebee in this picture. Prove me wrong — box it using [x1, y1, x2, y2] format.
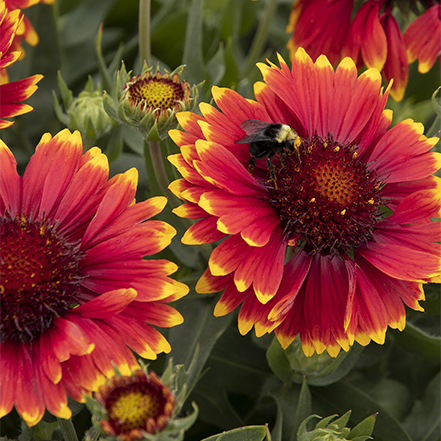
[236, 119, 299, 180]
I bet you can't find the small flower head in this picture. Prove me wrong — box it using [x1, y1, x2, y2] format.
[87, 362, 198, 441]
[94, 370, 175, 440]
[104, 64, 199, 141]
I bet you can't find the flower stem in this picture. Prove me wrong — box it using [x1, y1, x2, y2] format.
[146, 140, 182, 207]
[57, 418, 79, 441]
[243, 0, 278, 75]
[139, 0, 151, 67]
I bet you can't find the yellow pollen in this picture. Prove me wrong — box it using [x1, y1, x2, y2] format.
[143, 82, 176, 108]
[340, 209, 346, 216]
[310, 198, 316, 203]
[334, 146, 340, 153]
[368, 198, 374, 205]
[110, 391, 157, 429]
[323, 141, 328, 148]
[352, 152, 358, 159]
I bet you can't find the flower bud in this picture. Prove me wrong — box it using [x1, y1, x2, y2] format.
[104, 63, 201, 141]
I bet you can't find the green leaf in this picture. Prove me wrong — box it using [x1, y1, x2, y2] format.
[403, 372, 441, 441]
[201, 425, 267, 441]
[193, 385, 245, 429]
[182, 0, 206, 84]
[390, 322, 441, 360]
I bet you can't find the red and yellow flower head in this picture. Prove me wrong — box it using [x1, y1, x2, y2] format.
[168, 48, 441, 358]
[0, 1, 42, 128]
[0, 130, 189, 426]
[3, 0, 56, 57]
[287, 0, 440, 102]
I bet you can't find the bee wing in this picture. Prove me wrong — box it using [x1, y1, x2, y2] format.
[236, 119, 273, 144]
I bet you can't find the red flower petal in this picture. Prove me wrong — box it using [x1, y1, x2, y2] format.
[369, 119, 441, 183]
[21, 130, 83, 218]
[379, 11, 408, 102]
[0, 140, 21, 216]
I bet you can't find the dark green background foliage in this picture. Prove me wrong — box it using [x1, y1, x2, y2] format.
[0, 0, 440, 440]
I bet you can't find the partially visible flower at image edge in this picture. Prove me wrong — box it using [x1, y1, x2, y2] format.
[0, 130, 189, 426]
[286, 0, 353, 66]
[93, 369, 175, 441]
[168, 47, 441, 358]
[2, 0, 56, 66]
[404, 3, 441, 74]
[0, 1, 42, 128]
[287, 0, 441, 102]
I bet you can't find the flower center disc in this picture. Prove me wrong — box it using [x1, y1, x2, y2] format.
[127, 77, 185, 110]
[0, 217, 83, 342]
[268, 136, 384, 255]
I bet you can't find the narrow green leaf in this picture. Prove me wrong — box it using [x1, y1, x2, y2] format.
[291, 378, 312, 441]
[182, 0, 206, 84]
[201, 425, 267, 441]
[270, 391, 283, 441]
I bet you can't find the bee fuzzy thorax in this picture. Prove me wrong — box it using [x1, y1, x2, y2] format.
[275, 124, 297, 143]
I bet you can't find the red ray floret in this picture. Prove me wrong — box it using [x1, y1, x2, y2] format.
[169, 47, 441, 357]
[341, 0, 387, 71]
[379, 10, 408, 102]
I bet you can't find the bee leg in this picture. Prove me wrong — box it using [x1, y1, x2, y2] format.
[266, 157, 278, 189]
[248, 157, 256, 174]
[280, 151, 286, 169]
